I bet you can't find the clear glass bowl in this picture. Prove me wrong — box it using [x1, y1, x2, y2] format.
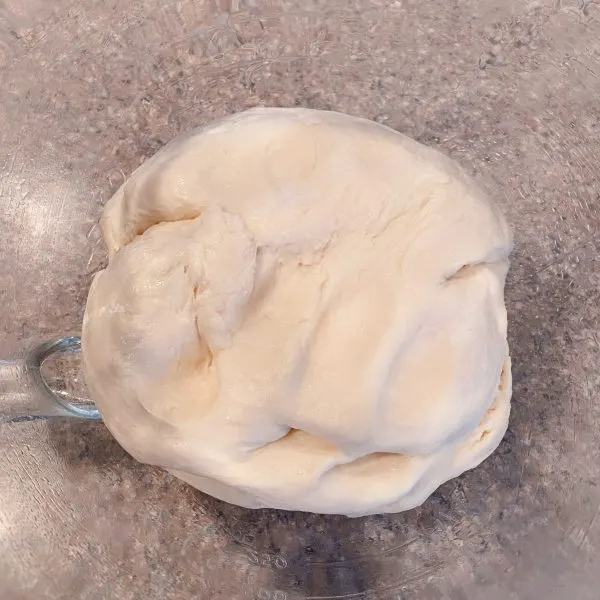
[1, 1, 600, 599]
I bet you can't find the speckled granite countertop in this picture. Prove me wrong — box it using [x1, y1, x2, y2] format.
[1, 1, 600, 598]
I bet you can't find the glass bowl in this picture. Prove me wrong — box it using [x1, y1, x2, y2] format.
[1, 1, 600, 599]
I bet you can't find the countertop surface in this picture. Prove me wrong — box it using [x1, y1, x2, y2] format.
[1, 1, 600, 598]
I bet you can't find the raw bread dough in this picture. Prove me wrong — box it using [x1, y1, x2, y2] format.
[82, 107, 513, 516]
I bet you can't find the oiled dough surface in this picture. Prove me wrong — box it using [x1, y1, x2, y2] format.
[82, 108, 513, 516]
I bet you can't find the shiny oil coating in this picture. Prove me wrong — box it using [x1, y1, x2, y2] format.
[1, 1, 600, 599]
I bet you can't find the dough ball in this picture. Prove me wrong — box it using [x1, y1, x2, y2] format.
[82, 108, 513, 516]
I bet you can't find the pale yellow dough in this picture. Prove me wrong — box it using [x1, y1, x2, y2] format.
[82, 107, 513, 516]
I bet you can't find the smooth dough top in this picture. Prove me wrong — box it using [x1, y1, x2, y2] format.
[83, 107, 513, 516]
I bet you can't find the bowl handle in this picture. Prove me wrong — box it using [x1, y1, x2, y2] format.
[0, 336, 100, 424]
